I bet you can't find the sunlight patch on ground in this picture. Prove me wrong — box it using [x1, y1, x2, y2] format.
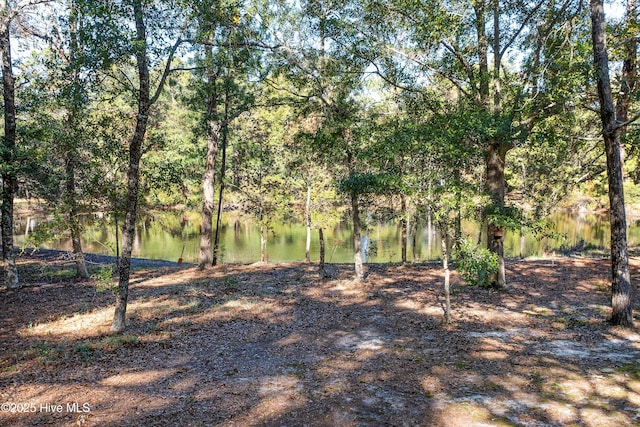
[100, 369, 177, 387]
[578, 407, 633, 427]
[258, 375, 303, 396]
[542, 338, 640, 361]
[393, 298, 423, 311]
[19, 308, 112, 339]
[333, 328, 388, 351]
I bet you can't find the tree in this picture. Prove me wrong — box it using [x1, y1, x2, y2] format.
[0, 0, 18, 289]
[231, 104, 294, 263]
[590, 0, 633, 327]
[272, 0, 369, 280]
[190, 0, 257, 269]
[78, 0, 187, 331]
[365, 0, 584, 287]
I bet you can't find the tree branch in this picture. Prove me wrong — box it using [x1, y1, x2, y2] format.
[150, 37, 186, 105]
[499, 0, 547, 57]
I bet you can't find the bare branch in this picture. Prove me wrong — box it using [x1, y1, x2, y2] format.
[612, 35, 640, 49]
[150, 37, 186, 105]
[613, 113, 640, 131]
[441, 41, 476, 85]
[499, 0, 547, 56]
[386, 45, 470, 97]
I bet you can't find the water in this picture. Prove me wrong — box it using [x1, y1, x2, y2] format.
[12, 210, 640, 264]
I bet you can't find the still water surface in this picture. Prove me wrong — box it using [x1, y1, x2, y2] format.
[12, 210, 640, 264]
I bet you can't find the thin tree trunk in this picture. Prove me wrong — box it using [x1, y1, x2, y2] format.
[212, 180, 224, 265]
[615, 0, 636, 179]
[441, 228, 451, 324]
[0, 0, 18, 289]
[114, 211, 120, 264]
[66, 155, 89, 279]
[454, 171, 462, 244]
[351, 190, 363, 281]
[401, 194, 407, 264]
[305, 185, 311, 263]
[412, 213, 418, 261]
[112, 0, 150, 332]
[212, 130, 227, 266]
[319, 227, 326, 278]
[427, 210, 433, 260]
[520, 162, 526, 259]
[590, 0, 633, 327]
[474, 0, 489, 108]
[66, 0, 89, 280]
[260, 224, 267, 263]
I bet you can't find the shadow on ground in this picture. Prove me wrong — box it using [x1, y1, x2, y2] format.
[1, 254, 640, 426]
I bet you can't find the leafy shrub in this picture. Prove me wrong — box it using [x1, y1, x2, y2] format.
[91, 265, 118, 294]
[455, 238, 499, 287]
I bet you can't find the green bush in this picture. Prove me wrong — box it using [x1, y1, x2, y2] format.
[455, 238, 499, 287]
[91, 265, 118, 294]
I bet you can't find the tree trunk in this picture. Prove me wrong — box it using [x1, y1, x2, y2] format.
[199, 45, 220, 270]
[473, 0, 489, 107]
[590, 0, 633, 327]
[319, 227, 326, 278]
[441, 227, 452, 324]
[401, 194, 407, 264]
[412, 213, 418, 261]
[112, 0, 150, 332]
[212, 181, 224, 265]
[520, 162, 526, 259]
[351, 190, 364, 281]
[305, 185, 311, 263]
[0, 1, 18, 289]
[212, 104, 229, 266]
[615, 0, 636, 155]
[66, 154, 89, 279]
[260, 224, 267, 263]
[65, 0, 89, 280]
[486, 143, 507, 289]
[199, 137, 217, 269]
[427, 209, 433, 259]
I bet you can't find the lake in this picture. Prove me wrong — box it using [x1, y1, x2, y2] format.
[12, 209, 639, 264]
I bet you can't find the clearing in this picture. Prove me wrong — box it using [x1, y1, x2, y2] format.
[1, 252, 640, 426]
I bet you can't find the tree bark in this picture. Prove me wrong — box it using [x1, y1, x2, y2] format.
[0, 0, 18, 289]
[199, 44, 220, 270]
[112, 0, 151, 332]
[412, 213, 418, 261]
[318, 227, 326, 278]
[351, 190, 364, 281]
[590, 0, 634, 327]
[212, 127, 227, 266]
[486, 143, 508, 288]
[65, 0, 89, 280]
[401, 194, 407, 264]
[473, 0, 489, 107]
[305, 185, 311, 263]
[441, 227, 452, 324]
[260, 224, 267, 263]
[66, 154, 89, 279]
[616, 0, 637, 180]
[615, 0, 636, 136]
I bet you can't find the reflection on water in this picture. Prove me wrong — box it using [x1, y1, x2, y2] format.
[11, 210, 638, 264]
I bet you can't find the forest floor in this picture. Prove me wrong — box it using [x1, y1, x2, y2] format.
[2, 252, 640, 426]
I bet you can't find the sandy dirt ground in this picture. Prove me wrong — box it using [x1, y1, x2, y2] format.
[2, 251, 640, 426]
